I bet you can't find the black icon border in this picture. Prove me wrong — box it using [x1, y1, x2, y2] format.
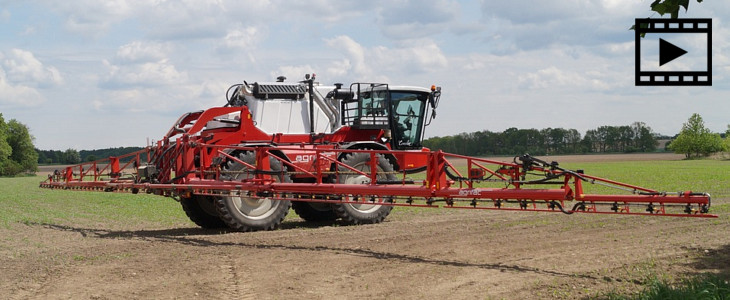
[635, 18, 712, 86]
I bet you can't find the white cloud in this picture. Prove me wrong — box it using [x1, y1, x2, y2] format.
[47, 0, 134, 37]
[136, 0, 230, 40]
[479, 1, 646, 52]
[325, 36, 369, 77]
[377, 0, 460, 40]
[1, 8, 10, 22]
[101, 42, 187, 89]
[518, 66, 609, 91]
[0, 48, 63, 108]
[90, 79, 224, 115]
[92, 42, 230, 115]
[115, 41, 169, 63]
[0, 68, 45, 107]
[101, 59, 188, 89]
[277, 0, 366, 23]
[45, 0, 250, 40]
[375, 40, 448, 71]
[0, 49, 63, 88]
[20, 26, 36, 36]
[217, 27, 260, 53]
[326, 59, 352, 78]
[324, 35, 447, 81]
[0, 49, 64, 108]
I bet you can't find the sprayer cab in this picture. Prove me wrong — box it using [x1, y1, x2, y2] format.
[332, 83, 441, 150]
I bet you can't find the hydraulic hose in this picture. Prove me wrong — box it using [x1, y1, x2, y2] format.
[549, 201, 575, 215]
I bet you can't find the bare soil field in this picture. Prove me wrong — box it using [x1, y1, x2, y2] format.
[4, 153, 728, 299]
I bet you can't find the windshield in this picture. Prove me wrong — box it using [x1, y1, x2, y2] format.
[390, 91, 427, 149]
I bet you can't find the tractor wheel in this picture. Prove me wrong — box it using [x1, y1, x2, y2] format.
[292, 200, 338, 222]
[332, 151, 395, 225]
[180, 195, 227, 229]
[215, 151, 291, 232]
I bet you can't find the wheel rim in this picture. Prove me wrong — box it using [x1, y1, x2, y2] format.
[342, 161, 384, 214]
[230, 195, 280, 220]
[347, 200, 380, 213]
[224, 152, 285, 220]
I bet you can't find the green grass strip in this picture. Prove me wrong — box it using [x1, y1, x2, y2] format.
[603, 274, 730, 300]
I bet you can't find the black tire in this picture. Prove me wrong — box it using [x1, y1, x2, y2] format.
[292, 199, 338, 222]
[332, 151, 395, 225]
[215, 151, 291, 232]
[180, 195, 228, 229]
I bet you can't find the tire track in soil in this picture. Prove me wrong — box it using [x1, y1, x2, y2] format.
[219, 254, 256, 300]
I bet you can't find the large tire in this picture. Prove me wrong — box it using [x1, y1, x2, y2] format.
[180, 195, 227, 229]
[292, 199, 338, 222]
[332, 151, 395, 225]
[215, 151, 291, 232]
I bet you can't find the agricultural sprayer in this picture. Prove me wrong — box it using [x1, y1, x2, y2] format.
[40, 74, 715, 231]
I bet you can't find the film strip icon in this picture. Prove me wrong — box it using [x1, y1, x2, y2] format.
[635, 18, 712, 86]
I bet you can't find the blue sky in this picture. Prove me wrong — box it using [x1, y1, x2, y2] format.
[0, 0, 728, 150]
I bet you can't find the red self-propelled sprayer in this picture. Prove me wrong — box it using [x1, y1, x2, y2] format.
[40, 74, 715, 231]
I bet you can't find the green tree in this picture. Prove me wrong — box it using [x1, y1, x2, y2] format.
[582, 130, 597, 152]
[669, 113, 727, 158]
[6, 120, 38, 172]
[631, 122, 658, 152]
[36, 148, 47, 164]
[604, 126, 621, 152]
[0, 114, 40, 175]
[63, 149, 81, 164]
[724, 125, 730, 153]
[0, 114, 14, 175]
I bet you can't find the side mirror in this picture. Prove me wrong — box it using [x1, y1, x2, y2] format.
[428, 88, 441, 109]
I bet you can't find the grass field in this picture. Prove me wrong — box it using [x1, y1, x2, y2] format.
[1, 157, 729, 299]
[558, 160, 730, 199]
[0, 176, 189, 229]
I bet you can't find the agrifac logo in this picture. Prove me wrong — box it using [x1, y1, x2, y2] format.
[458, 189, 480, 196]
[295, 155, 316, 163]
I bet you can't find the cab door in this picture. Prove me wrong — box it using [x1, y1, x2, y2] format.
[389, 91, 427, 150]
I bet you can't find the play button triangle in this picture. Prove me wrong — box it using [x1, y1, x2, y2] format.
[659, 38, 688, 66]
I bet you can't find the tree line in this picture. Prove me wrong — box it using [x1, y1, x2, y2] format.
[0, 114, 38, 176]
[423, 122, 660, 156]
[36, 146, 145, 165]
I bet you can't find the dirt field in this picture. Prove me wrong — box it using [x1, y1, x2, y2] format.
[3, 153, 728, 299]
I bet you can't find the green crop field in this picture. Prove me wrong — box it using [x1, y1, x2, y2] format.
[0, 176, 189, 229]
[558, 160, 730, 200]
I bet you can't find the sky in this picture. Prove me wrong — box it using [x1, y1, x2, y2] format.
[0, 0, 729, 150]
